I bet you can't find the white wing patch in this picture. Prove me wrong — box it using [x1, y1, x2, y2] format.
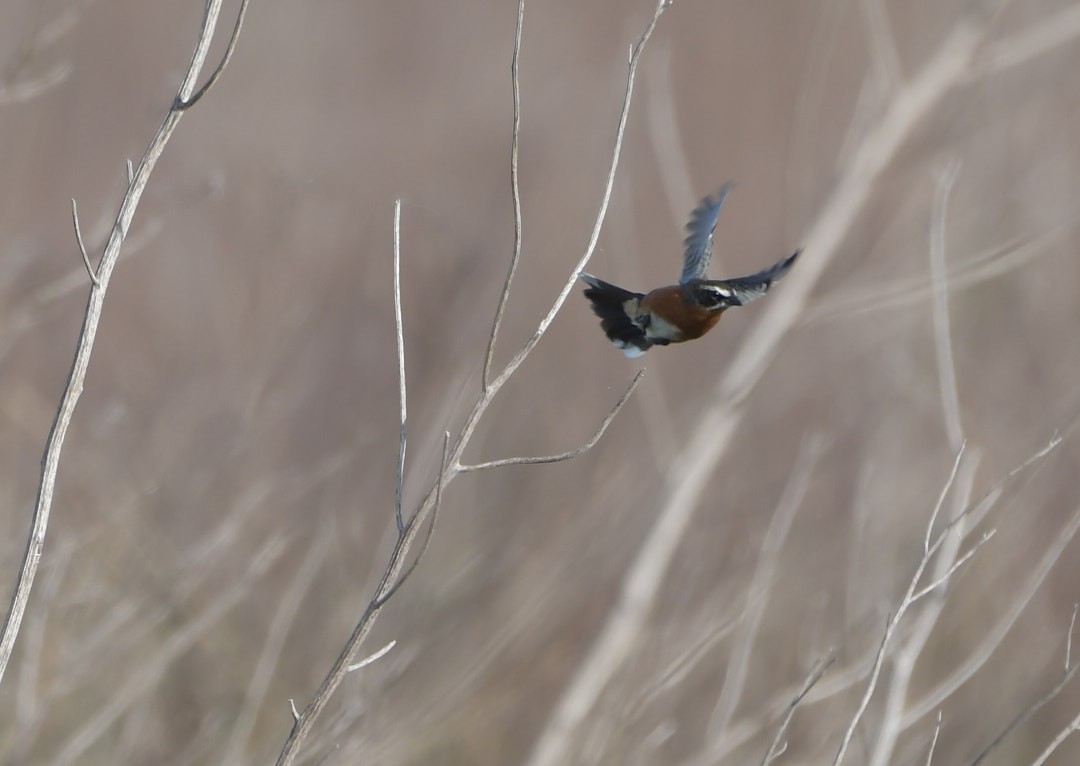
[700, 284, 734, 299]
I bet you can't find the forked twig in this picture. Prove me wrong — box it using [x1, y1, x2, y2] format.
[375, 432, 450, 610]
[529, 22, 988, 766]
[176, 0, 251, 110]
[274, 5, 659, 763]
[482, 0, 525, 390]
[457, 370, 644, 472]
[0, 0, 249, 688]
[837, 434, 1062, 766]
[485, 0, 671, 401]
[833, 444, 982, 766]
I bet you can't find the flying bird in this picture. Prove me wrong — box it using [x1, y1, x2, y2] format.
[580, 183, 800, 357]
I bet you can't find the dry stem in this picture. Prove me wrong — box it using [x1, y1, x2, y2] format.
[0, 0, 251, 689]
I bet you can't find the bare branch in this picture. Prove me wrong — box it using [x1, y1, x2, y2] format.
[971, 608, 1080, 765]
[901, 469, 1079, 730]
[393, 199, 407, 533]
[274, 7, 666, 763]
[70, 198, 99, 287]
[925, 711, 943, 766]
[534, 24, 989, 766]
[376, 432, 450, 609]
[458, 370, 644, 472]
[1030, 712, 1080, 766]
[867, 451, 978, 766]
[909, 529, 994, 604]
[833, 450, 983, 766]
[488, 0, 671, 399]
[929, 159, 963, 448]
[925, 441, 965, 556]
[483, 0, 525, 390]
[176, 0, 251, 110]
[760, 652, 836, 766]
[0, 0, 250, 688]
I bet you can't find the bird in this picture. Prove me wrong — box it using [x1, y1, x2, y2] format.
[579, 183, 800, 357]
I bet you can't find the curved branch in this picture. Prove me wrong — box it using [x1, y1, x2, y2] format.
[175, 0, 251, 110]
[273, 5, 664, 763]
[482, 0, 525, 390]
[457, 370, 644, 473]
[0, 0, 250, 688]
[70, 198, 98, 287]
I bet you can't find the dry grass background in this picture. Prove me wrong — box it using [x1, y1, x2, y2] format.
[1, 0, 1080, 764]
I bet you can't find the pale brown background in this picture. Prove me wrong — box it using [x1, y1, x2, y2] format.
[1, 1, 1079, 764]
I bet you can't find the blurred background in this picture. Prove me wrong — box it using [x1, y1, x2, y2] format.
[1, 0, 1079, 763]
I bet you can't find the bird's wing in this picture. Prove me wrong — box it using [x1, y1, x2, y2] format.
[680, 182, 736, 285]
[719, 250, 801, 305]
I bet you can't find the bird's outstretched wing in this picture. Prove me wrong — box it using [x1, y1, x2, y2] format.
[718, 250, 801, 305]
[680, 182, 736, 285]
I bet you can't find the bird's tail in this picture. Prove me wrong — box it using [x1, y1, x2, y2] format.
[722, 250, 801, 305]
[579, 273, 650, 357]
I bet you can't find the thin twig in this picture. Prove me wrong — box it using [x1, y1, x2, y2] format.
[531, 23, 987, 766]
[347, 640, 397, 672]
[760, 652, 836, 766]
[70, 198, 99, 287]
[176, 0, 251, 110]
[867, 450, 978, 766]
[487, 0, 671, 403]
[393, 199, 407, 534]
[376, 432, 450, 609]
[0, 0, 249, 688]
[457, 370, 644, 472]
[482, 0, 525, 390]
[925, 442, 966, 555]
[900, 449, 1074, 729]
[925, 711, 942, 766]
[971, 606, 1080, 765]
[274, 5, 658, 762]
[909, 530, 994, 603]
[1030, 711, 1080, 766]
[833, 452, 986, 766]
